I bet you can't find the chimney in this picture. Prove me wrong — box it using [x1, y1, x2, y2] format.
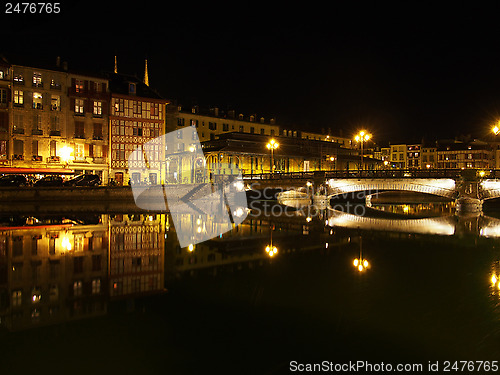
[114, 55, 118, 74]
[62, 61, 68, 71]
[56, 56, 61, 68]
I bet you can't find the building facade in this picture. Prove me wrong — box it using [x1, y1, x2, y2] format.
[167, 105, 280, 142]
[108, 73, 167, 185]
[2, 61, 111, 179]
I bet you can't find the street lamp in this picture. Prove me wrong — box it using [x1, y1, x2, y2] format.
[58, 145, 74, 167]
[266, 139, 279, 174]
[354, 131, 371, 172]
[493, 124, 500, 135]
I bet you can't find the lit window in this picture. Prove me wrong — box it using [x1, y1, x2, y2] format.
[92, 279, 101, 294]
[93, 101, 102, 116]
[75, 99, 84, 114]
[73, 281, 82, 296]
[51, 95, 60, 111]
[75, 79, 84, 93]
[32, 72, 42, 87]
[12, 290, 22, 307]
[33, 92, 43, 109]
[31, 288, 42, 304]
[13, 90, 23, 105]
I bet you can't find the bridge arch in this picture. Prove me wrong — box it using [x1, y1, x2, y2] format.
[327, 178, 457, 200]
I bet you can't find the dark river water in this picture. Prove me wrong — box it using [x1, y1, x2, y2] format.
[1, 199, 500, 374]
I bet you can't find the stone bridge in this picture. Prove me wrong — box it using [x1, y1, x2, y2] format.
[245, 169, 500, 212]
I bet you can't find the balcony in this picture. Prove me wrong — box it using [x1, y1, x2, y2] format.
[50, 130, 61, 136]
[12, 127, 24, 135]
[48, 156, 60, 163]
[92, 157, 105, 164]
[31, 129, 43, 136]
[32, 155, 42, 162]
[13, 154, 24, 161]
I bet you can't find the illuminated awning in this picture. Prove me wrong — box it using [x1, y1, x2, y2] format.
[0, 167, 75, 175]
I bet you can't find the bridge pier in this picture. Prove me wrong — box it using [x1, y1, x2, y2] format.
[455, 170, 483, 213]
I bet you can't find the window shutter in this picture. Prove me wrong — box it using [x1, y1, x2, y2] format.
[102, 100, 108, 115]
[84, 143, 90, 157]
[89, 144, 94, 157]
[102, 145, 108, 158]
[70, 98, 75, 111]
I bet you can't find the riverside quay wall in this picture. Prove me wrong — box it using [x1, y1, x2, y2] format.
[0, 185, 206, 214]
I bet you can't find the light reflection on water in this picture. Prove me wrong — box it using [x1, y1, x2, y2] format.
[1, 202, 500, 367]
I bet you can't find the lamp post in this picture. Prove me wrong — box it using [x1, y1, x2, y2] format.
[493, 124, 500, 170]
[266, 139, 279, 175]
[354, 131, 371, 172]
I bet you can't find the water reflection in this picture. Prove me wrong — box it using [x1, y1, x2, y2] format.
[4, 201, 500, 333]
[0, 214, 165, 331]
[367, 201, 456, 217]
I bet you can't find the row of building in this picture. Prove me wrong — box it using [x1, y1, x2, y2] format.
[1, 55, 500, 185]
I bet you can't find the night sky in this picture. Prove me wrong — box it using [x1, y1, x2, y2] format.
[2, 2, 500, 144]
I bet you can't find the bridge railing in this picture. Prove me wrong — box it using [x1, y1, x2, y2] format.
[242, 169, 476, 180]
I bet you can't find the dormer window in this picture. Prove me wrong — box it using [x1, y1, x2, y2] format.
[129, 83, 136, 94]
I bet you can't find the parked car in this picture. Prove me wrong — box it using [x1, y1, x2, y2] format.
[34, 175, 63, 187]
[0, 174, 27, 187]
[63, 174, 101, 187]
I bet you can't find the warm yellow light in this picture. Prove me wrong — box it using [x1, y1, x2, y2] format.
[266, 139, 279, 150]
[365, 134, 371, 141]
[61, 236, 72, 251]
[493, 126, 500, 135]
[363, 260, 369, 268]
[306, 217, 312, 222]
[479, 170, 486, 177]
[265, 245, 270, 253]
[187, 244, 194, 252]
[58, 145, 74, 163]
[360, 131, 365, 137]
[354, 135, 360, 142]
[353, 258, 359, 267]
[492, 275, 498, 285]
[358, 264, 364, 272]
